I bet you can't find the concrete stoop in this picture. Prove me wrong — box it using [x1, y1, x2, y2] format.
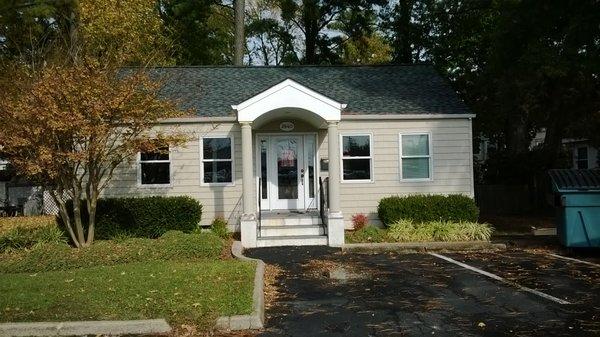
[257, 212, 328, 247]
[215, 241, 265, 331]
[257, 235, 328, 247]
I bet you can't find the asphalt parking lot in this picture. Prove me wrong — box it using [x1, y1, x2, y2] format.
[245, 246, 600, 337]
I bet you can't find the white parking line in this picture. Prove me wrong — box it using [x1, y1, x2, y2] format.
[429, 252, 572, 305]
[546, 253, 600, 268]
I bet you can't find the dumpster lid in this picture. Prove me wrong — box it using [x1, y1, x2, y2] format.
[548, 169, 600, 192]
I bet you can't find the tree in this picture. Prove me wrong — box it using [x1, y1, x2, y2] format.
[0, 0, 78, 68]
[279, 0, 384, 64]
[331, 5, 391, 64]
[0, 61, 188, 247]
[246, 0, 299, 65]
[234, 0, 245, 65]
[159, 0, 235, 65]
[79, 0, 173, 65]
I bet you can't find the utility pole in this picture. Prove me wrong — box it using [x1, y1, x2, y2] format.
[234, 0, 245, 66]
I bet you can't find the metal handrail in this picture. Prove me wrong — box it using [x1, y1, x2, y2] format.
[257, 178, 262, 238]
[319, 177, 328, 231]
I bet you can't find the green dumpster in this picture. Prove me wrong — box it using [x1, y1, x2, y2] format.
[548, 169, 600, 248]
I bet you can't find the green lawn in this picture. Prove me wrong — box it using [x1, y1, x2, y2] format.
[0, 259, 255, 330]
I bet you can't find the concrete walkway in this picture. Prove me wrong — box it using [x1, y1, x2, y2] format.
[246, 246, 600, 337]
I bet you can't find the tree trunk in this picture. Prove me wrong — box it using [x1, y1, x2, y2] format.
[66, 0, 81, 63]
[85, 196, 96, 245]
[85, 179, 98, 245]
[70, 180, 87, 247]
[302, 0, 319, 64]
[234, 0, 245, 66]
[50, 191, 81, 248]
[505, 112, 529, 156]
[71, 195, 86, 246]
[394, 0, 413, 64]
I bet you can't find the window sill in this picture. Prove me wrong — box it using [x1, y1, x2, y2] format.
[341, 179, 374, 184]
[201, 182, 236, 187]
[138, 184, 172, 188]
[400, 178, 433, 183]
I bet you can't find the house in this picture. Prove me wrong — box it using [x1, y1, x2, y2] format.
[0, 161, 43, 216]
[562, 139, 598, 170]
[476, 129, 599, 170]
[101, 65, 475, 248]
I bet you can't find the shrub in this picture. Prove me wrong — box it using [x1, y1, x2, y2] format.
[345, 225, 388, 243]
[387, 220, 492, 242]
[0, 216, 65, 252]
[0, 231, 223, 273]
[211, 217, 230, 239]
[377, 194, 479, 226]
[66, 196, 202, 239]
[351, 213, 369, 231]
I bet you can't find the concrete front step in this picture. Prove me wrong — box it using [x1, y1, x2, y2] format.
[260, 217, 321, 227]
[256, 235, 328, 247]
[260, 225, 325, 237]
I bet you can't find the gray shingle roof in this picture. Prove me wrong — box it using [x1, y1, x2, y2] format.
[147, 65, 470, 117]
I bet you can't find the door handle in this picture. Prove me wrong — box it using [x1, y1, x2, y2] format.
[300, 168, 305, 185]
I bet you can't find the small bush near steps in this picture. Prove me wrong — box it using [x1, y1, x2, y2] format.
[210, 217, 230, 239]
[351, 213, 369, 230]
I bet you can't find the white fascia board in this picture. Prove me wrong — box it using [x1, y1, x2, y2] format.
[232, 78, 344, 122]
[341, 113, 476, 120]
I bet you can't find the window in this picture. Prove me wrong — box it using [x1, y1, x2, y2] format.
[577, 146, 588, 169]
[400, 133, 431, 180]
[202, 136, 233, 184]
[139, 146, 170, 185]
[341, 134, 372, 181]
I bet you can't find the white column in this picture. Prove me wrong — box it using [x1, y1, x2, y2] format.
[327, 121, 341, 213]
[240, 122, 257, 248]
[327, 121, 344, 247]
[241, 122, 254, 214]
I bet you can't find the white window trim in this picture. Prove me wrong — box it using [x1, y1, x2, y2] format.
[200, 135, 235, 186]
[576, 146, 589, 169]
[137, 147, 172, 188]
[340, 132, 374, 183]
[399, 132, 433, 182]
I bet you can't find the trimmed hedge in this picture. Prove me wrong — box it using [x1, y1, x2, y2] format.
[378, 194, 479, 226]
[0, 216, 65, 252]
[0, 231, 223, 273]
[66, 196, 202, 239]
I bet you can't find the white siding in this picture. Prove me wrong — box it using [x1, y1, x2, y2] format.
[338, 119, 474, 227]
[102, 123, 244, 228]
[102, 117, 474, 229]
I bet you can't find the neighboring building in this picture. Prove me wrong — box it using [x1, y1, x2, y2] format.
[0, 160, 44, 215]
[563, 139, 599, 170]
[100, 65, 475, 248]
[476, 129, 599, 171]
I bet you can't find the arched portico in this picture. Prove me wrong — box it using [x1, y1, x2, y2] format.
[231, 78, 346, 248]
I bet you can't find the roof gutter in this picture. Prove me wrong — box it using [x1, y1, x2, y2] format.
[341, 114, 475, 120]
[158, 113, 475, 124]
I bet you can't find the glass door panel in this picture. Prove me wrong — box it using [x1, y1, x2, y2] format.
[270, 136, 303, 209]
[276, 138, 298, 200]
[304, 135, 316, 209]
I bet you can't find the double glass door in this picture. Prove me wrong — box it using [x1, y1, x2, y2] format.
[258, 134, 316, 210]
